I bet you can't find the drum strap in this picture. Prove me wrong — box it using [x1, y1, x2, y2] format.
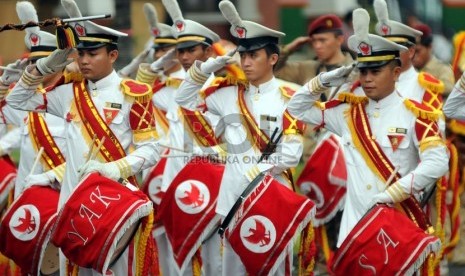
[28, 112, 66, 170]
[237, 85, 270, 153]
[347, 103, 432, 231]
[179, 106, 220, 147]
[154, 105, 169, 135]
[73, 80, 137, 185]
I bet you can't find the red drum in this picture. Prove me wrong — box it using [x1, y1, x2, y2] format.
[0, 186, 59, 276]
[297, 133, 346, 226]
[226, 174, 315, 276]
[331, 205, 440, 275]
[0, 155, 17, 212]
[157, 158, 224, 273]
[51, 173, 153, 274]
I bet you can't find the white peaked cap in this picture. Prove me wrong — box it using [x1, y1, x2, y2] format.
[16, 1, 57, 60]
[373, 0, 422, 45]
[61, 0, 127, 49]
[348, 8, 407, 68]
[219, 0, 284, 52]
[161, 0, 219, 49]
[143, 3, 176, 48]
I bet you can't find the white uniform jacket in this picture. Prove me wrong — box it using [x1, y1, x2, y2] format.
[444, 76, 465, 120]
[0, 103, 66, 198]
[6, 69, 160, 206]
[287, 83, 449, 246]
[175, 62, 303, 216]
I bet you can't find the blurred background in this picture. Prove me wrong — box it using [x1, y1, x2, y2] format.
[0, 0, 462, 70]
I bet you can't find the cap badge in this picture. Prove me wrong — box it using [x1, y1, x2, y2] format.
[358, 42, 372, 56]
[235, 26, 246, 38]
[175, 20, 185, 32]
[151, 27, 160, 37]
[326, 19, 333, 28]
[75, 24, 86, 36]
[29, 34, 39, 46]
[381, 24, 390, 35]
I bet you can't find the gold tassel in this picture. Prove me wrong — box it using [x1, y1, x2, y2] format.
[298, 222, 315, 276]
[432, 178, 446, 269]
[337, 92, 368, 104]
[404, 99, 441, 121]
[137, 210, 155, 276]
[192, 249, 202, 276]
[55, 22, 80, 49]
[320, 226, 331, 263]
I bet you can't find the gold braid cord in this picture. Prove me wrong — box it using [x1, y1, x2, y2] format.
[0, 19, 60, 32]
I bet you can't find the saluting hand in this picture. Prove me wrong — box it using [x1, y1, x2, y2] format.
[118, 48, 151, 77]
[318, 63, 355, 87]
[150, 48, 177, 72]
[36, 48, 74, 76]
[200, 50, 236, 74]
[0, 58, 28, 85]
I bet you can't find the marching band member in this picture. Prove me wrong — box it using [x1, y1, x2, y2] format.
[444, 69, 465, 120]
[370, 0, 445, 117]
[412, 23, 455, 97]
[6, 0, 161, 273]
[175, 1, 305, 274]
[136, 0, 224, 273]
[288, 8, 448, 273]
[0, 1, 67, 197]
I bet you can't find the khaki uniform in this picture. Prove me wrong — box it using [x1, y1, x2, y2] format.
[422, 56, 455, 97]
[275, 50, 354, 86]
[274, 51, 355, 162]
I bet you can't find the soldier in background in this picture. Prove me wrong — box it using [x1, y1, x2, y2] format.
[412, 23, 455, 97]
[275, 14, 354, 88]
[274, 14, 355, 164]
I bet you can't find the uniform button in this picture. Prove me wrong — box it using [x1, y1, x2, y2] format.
[373, 112, 379, 118]
[371, 135, 376, 140]
[366, 184, 372, 190]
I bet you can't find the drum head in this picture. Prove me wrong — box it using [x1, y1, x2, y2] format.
[109, 221, 140, 267]
[40, 243, 59, 275]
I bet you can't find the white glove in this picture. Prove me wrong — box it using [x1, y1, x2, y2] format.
[78, 160, 121, 181]
[118, 48, 151, 77]
[36, 48, 74, 75]
[318, 64, 355, 87]
[0, 59, 28, 85]
[150, 48, 177, 72]
[368, 192, 393, 208]
[200, 51, 235, 74]
[23, 170, 56, 190]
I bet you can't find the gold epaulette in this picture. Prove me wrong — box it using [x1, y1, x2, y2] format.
[448, 119, 465, 136]
[279, 85, 296, 99]
[120, 79, 153, 103]
[418, 72, 445, 94]
[63, 71, 83, 84]
[337, 92, 368, 104]
[200, 74, 247, 99]
[165, 77, 183, 89]
[404, 99, 441, 121]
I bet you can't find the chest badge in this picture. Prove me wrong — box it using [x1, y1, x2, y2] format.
[387, 134, 405, 151]
[103, 103, 122, 124]
[102, 108, 119, 124]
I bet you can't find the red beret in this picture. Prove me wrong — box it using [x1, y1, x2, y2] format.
[413, 23, 432, 38]
[413, 23, 433, 45]
[308, 14, 343, 36]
